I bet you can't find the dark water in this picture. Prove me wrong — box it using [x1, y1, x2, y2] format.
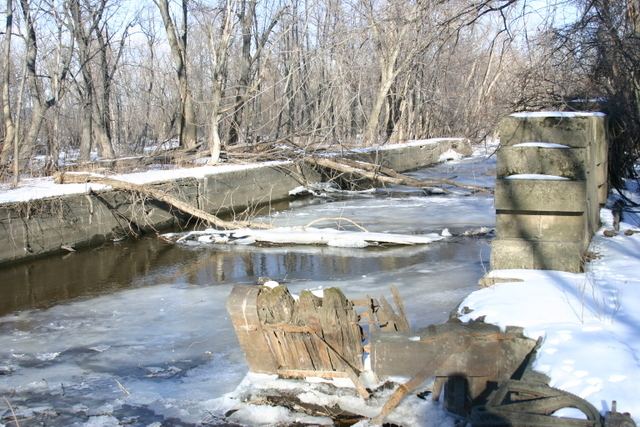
[0, 230, 489, 317]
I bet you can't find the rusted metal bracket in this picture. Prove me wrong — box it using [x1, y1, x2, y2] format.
[469, 379, 636, 427]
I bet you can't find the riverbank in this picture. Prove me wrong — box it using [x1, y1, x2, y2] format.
[0, 138, 469, 266]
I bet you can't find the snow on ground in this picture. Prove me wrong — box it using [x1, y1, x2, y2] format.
[505, 173, 570, 180]
[458, 204, 640, 422]
[0, 161, 289, 204]
[512, 142, 571, 149]
[511, 111, 606, 118]
[0, 138, 469, 204]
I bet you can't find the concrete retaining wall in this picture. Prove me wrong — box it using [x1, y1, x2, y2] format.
[0, 138, 469, 266]
[491, 112, 608, 272]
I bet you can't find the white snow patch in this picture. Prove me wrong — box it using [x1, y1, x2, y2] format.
[438, 149, 464, 162]
[505, 174, 569, 180]
[440, 228, 452, 237]
[173, 227, 444, 248]
[459, 207, 640, 421]
[510, 111, 606, 118]
[513, 142, 571, 149]
[263, 280, 280, 289]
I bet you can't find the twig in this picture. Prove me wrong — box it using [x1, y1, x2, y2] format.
[3, 396, 20, 427]
[114, 378, 130, 396]
[305, 217, 368, 232]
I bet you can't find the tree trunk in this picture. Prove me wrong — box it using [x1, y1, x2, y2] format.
[207, 0, 235, 163]
[154, 0, 198, 149]
[1, 0, 15, 165]
[365, 68, 395, 146]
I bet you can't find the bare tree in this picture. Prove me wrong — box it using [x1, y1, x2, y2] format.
[154, 0, 198, 149]
[203, 0, 236, 163]
[1, 0, 15, 166]
[228, 0, 284, 146]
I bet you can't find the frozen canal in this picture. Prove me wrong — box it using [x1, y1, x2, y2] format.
[0, 151, 495, 426]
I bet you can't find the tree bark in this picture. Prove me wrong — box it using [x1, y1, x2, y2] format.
[207, 0, 235, 164]
[0, 0, 15, 165]
[154, 0, 198, 149]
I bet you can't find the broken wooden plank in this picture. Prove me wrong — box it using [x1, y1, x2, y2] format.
[225, 286, 278, 373]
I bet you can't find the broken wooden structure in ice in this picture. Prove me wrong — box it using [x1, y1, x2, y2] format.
[226, 284, 637, 426]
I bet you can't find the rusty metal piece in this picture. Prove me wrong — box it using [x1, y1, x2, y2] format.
[605, 401, 637, 427]
[469, 379, 637, 427]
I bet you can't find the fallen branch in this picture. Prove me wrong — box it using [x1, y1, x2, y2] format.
[304, 217, 369, 232]
[305, 156, 491, 193]
[370, 367, 433, 425]
[2, 396, 20, 427]
[54, 172, 271, 230]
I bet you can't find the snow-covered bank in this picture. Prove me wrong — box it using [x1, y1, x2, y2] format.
[458, 205, 640, 422]
[0, 161, 288, 204]
[0, 138, 467, 204]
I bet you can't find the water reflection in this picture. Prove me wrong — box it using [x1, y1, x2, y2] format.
[0, 235, 487, 316]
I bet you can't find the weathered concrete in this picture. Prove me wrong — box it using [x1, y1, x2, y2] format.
[496, 146, 587, 180]
[495, 213, 586, 242]
[349, 138, 472, 171]
[491, 112, 608, 273]
[495, 179, 587, 213]
[491, 239, 584, 271]
[499, 113, 605, 148]
[0, 139, 470, 266]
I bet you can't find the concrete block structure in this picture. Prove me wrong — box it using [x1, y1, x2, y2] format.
[491, 112, 608, 272]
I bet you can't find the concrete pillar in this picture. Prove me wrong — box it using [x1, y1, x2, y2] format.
[491, 112, 608, 273]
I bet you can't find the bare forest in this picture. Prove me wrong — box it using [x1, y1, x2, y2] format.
[1, 0, 638, 186]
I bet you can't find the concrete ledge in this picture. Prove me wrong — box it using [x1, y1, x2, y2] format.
[496, 212, 587, 242]
[499, 114, 605, 148]
[348, 138, 471, 172]
[491, 239, 584, 272]
[495, 179, 586, 213]
[496, 146, 587, 179]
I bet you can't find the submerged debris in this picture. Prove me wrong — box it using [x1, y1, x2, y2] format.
[164, 226, 444, 248]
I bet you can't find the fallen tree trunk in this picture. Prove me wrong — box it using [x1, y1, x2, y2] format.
[305, 156, 492, 193]
[54, 172, 271, 230]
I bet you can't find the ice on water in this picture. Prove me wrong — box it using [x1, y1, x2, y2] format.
[0, 151, 496, 425]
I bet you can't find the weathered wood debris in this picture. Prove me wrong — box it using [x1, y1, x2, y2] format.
[226, 283, 637, 427]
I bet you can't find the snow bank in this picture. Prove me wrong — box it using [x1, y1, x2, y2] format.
[171, 226, 444, 248]
[512, 142, 571, 149]
[510, 111, 606, 118]
[0, 161, 289, 204]
[459, 207, 640, 421]
[505, 174, 570, 180]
